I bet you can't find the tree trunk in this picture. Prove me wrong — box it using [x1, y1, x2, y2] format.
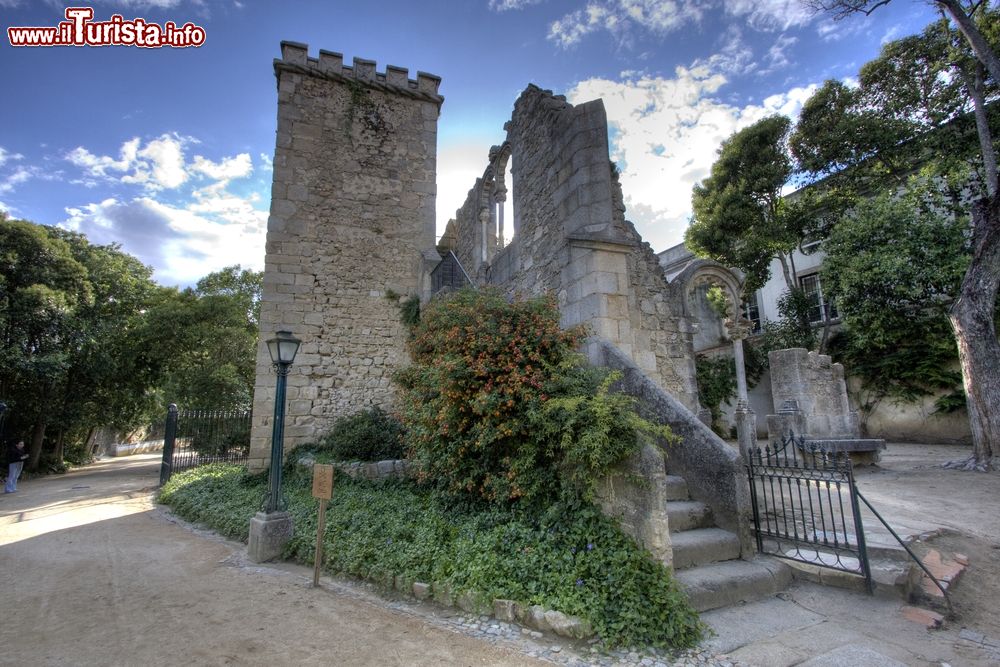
[28, 416, 47, 472]
[85, 425, 98, 457]
[946, 195, 1000, 471]
[53, 429, 65, 465]
[777, 253, 795, 293]
[938, 0, 1000, 85]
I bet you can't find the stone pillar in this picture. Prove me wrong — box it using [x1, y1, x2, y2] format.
[735, 400, 757, 455]
[728, 320, 755, 451]
[727, 320, 751, 406]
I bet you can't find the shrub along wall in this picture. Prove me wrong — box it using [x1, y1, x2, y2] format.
[158, 464, 703, 648]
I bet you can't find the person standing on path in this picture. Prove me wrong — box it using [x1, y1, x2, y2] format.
[5, 439, 28, 493]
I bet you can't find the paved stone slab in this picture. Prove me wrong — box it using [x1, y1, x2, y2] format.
[700, 595, 824, 653]
[797, 645, 908, 667]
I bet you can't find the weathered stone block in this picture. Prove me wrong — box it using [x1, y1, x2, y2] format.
[412, 582, 431, 600]
[247, 511, 293, 563]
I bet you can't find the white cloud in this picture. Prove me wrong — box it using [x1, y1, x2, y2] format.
[817, 17, 866, 42]
[723, 0, 814, 32]
[190, 153, 253, 182]
[548, 0, 813, 48]
[61, 192, 267, 285]
[567, 69, 817, 251]
[259, 153, 273, 172]
[66, 137, 139, 177]
[549, 1, 703, 47]
[60, 136, 266, 284]
[67, 136, 259, 193]
[881, 24, 902, 44]
[693, 24, 756, 75]
[489, 0, 544, 11]
[763, 34, 798, 72]
[0, 147, 24, 168]
[134, 134, 188, 189]
[0, 167, 32, 194]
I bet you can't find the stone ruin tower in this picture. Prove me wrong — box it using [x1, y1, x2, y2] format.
[248, 42, 443, 467]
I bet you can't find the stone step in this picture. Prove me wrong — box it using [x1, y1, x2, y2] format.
[666, 500, 714, 532]
[663, 475, 690, 501]
[674, 557, 792, 612]
[671, 528, 741, 570]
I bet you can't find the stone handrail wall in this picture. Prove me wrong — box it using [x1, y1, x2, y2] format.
[598, 339, 753, 555]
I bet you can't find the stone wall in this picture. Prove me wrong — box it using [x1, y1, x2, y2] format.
[767, 348, 860, 438]
[438, 85, 699, 410]
[249, 42, 443, 466]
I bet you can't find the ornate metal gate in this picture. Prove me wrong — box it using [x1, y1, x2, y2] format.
[746, 434, 873, 592]
[159, 405, 251, 485]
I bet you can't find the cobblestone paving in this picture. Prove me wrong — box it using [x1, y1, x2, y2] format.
[444, 614, 745, 667]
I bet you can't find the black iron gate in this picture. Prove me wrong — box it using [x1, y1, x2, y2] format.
[159, 404, 252, 485]
[746, 434, 873, 592]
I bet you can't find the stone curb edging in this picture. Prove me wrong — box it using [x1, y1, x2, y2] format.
[398, 576, 594, 640]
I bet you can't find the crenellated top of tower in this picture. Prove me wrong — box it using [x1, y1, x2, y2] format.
[274, 41, 443, 106]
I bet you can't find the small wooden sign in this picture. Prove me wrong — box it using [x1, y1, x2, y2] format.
[311, 464, 335, 588]
[312, 464, 335, 499]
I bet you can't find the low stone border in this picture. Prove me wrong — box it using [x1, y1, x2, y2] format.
[334, 459, 413, 480]
[398, 576, 594, 639]
[295, 455, 415, 480]
[112, 440, 164, 457]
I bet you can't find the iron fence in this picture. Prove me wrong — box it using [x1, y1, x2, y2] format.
[159, 405, 252, 485]
[746, 434, 873, 591]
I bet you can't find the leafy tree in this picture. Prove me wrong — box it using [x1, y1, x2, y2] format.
[687, 115, 816, 293]
[153, 266, 262, 411]
[0, 219, 162, 470]
[822, 181, 968, 426]
[799, 4, 1000, 469]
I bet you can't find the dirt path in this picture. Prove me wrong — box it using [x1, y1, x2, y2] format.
[0, 455, 548, 667]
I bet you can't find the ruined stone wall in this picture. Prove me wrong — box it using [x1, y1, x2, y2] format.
[768, 348, 859, 438]
[441, 85, 698, 410]
[250, 42, 443, 465]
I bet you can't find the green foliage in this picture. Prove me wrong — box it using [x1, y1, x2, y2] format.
[0, 218, 164, 468]
[399, 295, 421, 330]
[530, 371, 677, 499]
[695, 355, 736, 435]
[694, 345, 766, 436]
[160, 464, 703, 649]
[304, 406, 406, 462]
[757, 288, 818, 354]
[190, 422, 252, 457]
[154, 266, 263, 412]
[821, 182, 968, 416]
[396, 288, 671, 504]
[158, 464, 268, 540]
[822, 182, 969, 348]
[704, 285, 731, 319]
[790, 16, 993, 194]
[687, 115, 814, 292]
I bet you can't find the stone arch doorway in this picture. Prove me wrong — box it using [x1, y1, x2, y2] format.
[482, 142, 514, 254]
[674, 259, 757, 448]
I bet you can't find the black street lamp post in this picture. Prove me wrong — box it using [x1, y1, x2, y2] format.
[264, 330, 300, 513]
[248, 329, 301, 563]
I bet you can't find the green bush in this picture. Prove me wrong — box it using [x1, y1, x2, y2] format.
[159, 464, 703, 649]
[308, 406, 405, 462]
[190, 423, 251, 456]
[395, 287, 672, 504]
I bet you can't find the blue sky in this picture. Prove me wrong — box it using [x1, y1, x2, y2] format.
[0, 0, 938, 285]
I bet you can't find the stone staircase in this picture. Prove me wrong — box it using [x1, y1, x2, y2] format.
[664, 473, 792, 612]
